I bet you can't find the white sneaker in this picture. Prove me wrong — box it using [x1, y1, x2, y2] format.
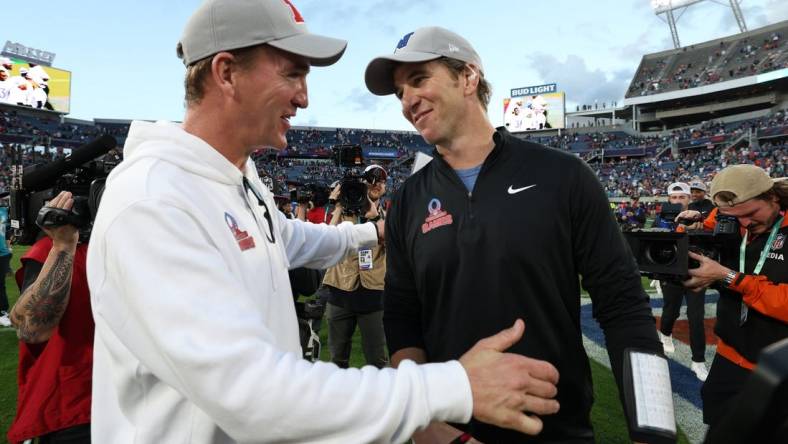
[691, 361, 709, 381]
[658, 331, 675, 354]
[0, 312, 11, 328]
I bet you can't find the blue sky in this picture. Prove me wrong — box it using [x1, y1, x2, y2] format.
[5, 0, 788, 131]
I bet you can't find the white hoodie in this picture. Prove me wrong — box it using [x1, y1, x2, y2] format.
[87, 121, 472, 443]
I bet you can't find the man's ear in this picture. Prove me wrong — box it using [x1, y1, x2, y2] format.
[210, 52, 239, 99]
[463, 64, 480, 96]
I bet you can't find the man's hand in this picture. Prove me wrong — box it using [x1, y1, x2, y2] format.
[459, 319, 560, 436]
[295, 203, 308, 221]
[684, 251, 733, 292]
[374, 219, 384, 244]
[675, 210, 701, 223]
[329, 183, 341, 202]
[41, 191, 79, 247]
[364, 199, 380, 220]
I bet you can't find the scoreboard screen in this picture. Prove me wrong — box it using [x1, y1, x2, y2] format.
[503, 83, 565, 132]
[0, 57, 71, 113]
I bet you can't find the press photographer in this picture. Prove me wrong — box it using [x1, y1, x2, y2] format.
[652, 182, 710, 381]
[624, 191, 740, 282]
[322, 164, 388, 368]
[8, 135, 119, 245]
[6, 135, 117, 443]
[298, 183, 331, 224]
[681, 164, 788, 429]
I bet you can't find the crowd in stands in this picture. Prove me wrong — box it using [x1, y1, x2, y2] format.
[575, 101, 619, 111]
[595, 141, 785, 198]
[627, 23, 788, 97]
[1, 104, 787, 199]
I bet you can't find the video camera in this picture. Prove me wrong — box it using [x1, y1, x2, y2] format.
[291, 183, 329, 207]
[332, 144, 363, 168]
[623, 207, 740, 281]
[9, 135, 119, 244]
[338, 171, 369, 216]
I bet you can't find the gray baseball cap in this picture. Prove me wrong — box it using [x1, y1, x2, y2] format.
[688, 180, 707, 192]
[177, 0, 347, 67]
[365, 26, 484, 96]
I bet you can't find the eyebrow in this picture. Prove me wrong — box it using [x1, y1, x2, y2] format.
[406, 68, 428, 82]
[294, 62, 310, 74]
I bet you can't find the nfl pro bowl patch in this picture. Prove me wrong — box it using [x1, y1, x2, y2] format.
[421, 198, 453, 234]
[224, 212, 256, 251]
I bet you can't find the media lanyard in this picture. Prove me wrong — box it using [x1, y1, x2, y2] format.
[738, 215, 783, 325]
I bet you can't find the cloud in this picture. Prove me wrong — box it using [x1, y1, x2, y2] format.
[525, 53, 634, 105]
[616, 29, 673, 61]
[342, 87, 388, 112]
[744, 0, 788, 28]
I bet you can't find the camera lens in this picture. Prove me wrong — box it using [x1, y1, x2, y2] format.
[646, 241, 678, 266]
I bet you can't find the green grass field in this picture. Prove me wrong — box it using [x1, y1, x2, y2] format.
[0, 247, 688, 443]
[1, 248, 24, 442]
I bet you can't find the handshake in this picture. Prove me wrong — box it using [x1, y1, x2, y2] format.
[453, 319, 560, 437]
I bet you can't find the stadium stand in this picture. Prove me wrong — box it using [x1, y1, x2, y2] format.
[627, 20, 788, 98]
[1, 104, 787, 199]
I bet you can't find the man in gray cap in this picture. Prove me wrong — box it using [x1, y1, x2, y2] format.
[366, 26, 667, 443]
[683, 164, 787, 427]
[688, 179, 715, 221]
[87, 2, 558, 443]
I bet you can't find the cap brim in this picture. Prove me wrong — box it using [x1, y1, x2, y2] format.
[268, 33, 347, 67]
[364, 51, 442, 96]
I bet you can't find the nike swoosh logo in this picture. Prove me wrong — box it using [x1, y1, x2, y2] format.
[508, 184, 537, 194]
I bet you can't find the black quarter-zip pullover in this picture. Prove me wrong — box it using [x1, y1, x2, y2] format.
[384, 128, 662, 443]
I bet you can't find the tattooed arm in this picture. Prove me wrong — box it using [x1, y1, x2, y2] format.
[9, 191, 79, 343]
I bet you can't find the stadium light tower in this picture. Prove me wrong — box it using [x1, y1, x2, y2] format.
[651, 0, 748, 49]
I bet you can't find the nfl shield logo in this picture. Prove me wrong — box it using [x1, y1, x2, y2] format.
[773, 234, 785, 251]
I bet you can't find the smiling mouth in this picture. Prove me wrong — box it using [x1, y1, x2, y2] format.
[413, 110, 431, 125]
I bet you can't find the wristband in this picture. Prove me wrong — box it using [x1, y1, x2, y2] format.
[722, 270, 739, 286]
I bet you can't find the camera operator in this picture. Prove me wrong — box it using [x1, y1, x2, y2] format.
[322, 165, 388, 368]
[275, 195, 295, 219]
[681, 164, 788, 428]
[292, 184, 331, 224]
[307, 185, 331, 224]
[7, 191, 93, 443]
[653, 182, 710, 380]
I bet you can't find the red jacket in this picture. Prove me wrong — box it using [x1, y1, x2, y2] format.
[8, 238, 92, 443]
[306, 206, 329, 224]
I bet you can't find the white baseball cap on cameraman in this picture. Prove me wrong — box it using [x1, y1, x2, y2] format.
[667, 182, 691, 196]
